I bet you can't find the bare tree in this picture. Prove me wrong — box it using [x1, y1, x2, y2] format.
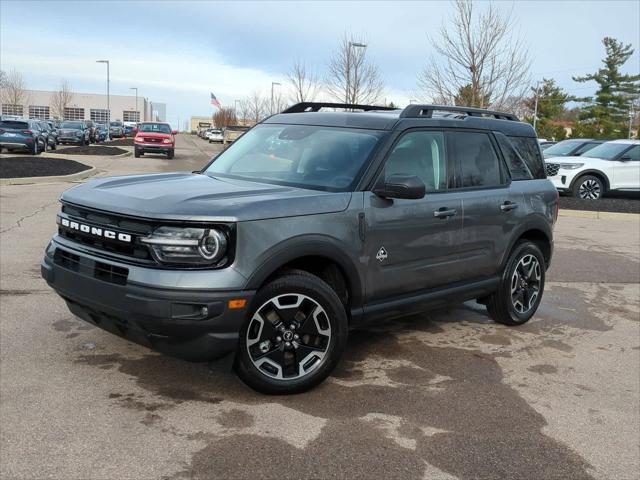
[417, 0, 530, 110]
[287, 59, 320, 103]
[237, 98, 252, 125]
[213, 107, 238, 128]
[247, 91, 268, 124]
[0, 69, 29, 113]
[51, 79, 74, 120]
[326, 33, 385, 105]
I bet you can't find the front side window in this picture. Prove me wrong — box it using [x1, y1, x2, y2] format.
[205, 124, 384, 191]
[582, 142, 635, 160]
[383, 131, 447, 192]
[623, 145, 640, 161]
[574, 142, 600, 156]
[449, 131, 503, 188]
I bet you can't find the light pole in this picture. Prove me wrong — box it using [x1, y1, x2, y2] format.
[130, 87, 138, 123]
[347, 42, 367, 105]
[270, 82, 281, 115]
[409, 99, 417, 104]
[96, 60, 110, 140]
[532, 81, 541, 132]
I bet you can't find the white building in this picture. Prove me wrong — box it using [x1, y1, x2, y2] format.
[0, 89, 162, 123]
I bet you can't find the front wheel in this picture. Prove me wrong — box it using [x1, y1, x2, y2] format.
[134, 148, 140, 158]
[486, 241, 545, 326]
[572, 174, 604, 200]
[234, 271, 348, 394]
[167, 149, 174, 159]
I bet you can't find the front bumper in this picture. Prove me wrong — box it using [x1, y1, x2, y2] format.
[59, 136, 84, 143]
[135, 143, 174, 154]
[548, 174, 571, 191]
[41, 239, 254, 361]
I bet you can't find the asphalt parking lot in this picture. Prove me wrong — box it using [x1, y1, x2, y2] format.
[1, 135, 639, 479]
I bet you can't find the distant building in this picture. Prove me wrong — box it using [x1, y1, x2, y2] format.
[150, 102, 166, 122]
[190, 115, 213, 132]
[0, 89, 157, 123]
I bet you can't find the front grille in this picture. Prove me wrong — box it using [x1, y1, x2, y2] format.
[546, 163, 560, 177]
[143, 137, 162, 143]
[59, 204, 154, 264]
[54, 249, 129, 285]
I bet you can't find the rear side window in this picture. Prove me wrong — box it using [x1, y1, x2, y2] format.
[384, 131, 448, 192]
[0, 121, 28, 129]
[507, 136, 546, 179]
[448, 131, 503, 188]
[494, 132, 533, 180]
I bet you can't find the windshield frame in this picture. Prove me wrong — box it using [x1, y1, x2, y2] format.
[202, 123, 388, 192]
[581, 142, 633, 160]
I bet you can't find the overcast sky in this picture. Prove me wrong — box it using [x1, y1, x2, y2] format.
[1, 0, 639, 128]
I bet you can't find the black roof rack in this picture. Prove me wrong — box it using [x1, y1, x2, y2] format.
[400, 104, 519, 121]
[282, 102, 398, 114]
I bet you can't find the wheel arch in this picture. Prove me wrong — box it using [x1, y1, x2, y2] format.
[569, 169, 610, 193]
[501, 217, 553, 270]
[245, 237, 364, 314]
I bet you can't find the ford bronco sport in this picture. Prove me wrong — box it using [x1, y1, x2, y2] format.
[42, 103, 558, 394]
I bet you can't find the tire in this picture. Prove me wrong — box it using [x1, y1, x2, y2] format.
[486, 241, 545, 326]
[572, 174, 604, 200]
[80, 136, 86, 146]
[167, 149, 174, 159]
[234, 270, 348, 394]
[51, 141, 56, 151]
[31, 139, 40, 155]
[134, 148, 140, 158]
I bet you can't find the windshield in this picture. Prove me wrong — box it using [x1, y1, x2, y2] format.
[543, 140, 582, 157]
[204, 124, 385, 191]
[582, 142, 631, 160]
[60, 122, 83, 129]
[110, 122, 123, 127]
[138, 123, 171, 134]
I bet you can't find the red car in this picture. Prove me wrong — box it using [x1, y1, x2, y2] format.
[134, 122, 177, 159]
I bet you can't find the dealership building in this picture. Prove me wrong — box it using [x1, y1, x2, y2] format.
[0, 89, 166, 123]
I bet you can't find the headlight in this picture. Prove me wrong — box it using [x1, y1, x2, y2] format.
[162, 138, 172, 144]
[141, 226, 228, 266]
[558, 163, 584, 170]
[76, 131, 83, 136]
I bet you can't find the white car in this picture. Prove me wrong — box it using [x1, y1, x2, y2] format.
[545, 139, 640, 199]
[206, 129, 223, 143]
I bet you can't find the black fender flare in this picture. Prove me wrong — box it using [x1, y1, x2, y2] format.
[499, 214, 553, 269]
[244, 235, 365, 309]
[569, 169, 610, 192]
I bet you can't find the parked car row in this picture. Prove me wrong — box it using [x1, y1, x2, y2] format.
[0, 118, 58, 154]
[198, 126, 250, 144]
[545, 139, 639, 199]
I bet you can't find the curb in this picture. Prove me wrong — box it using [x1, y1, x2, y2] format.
[0, 167, 98, 186]
[559, 209, 639, 221]
[46, 149, 132, 159]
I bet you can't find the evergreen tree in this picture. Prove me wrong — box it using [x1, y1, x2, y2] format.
[524, 78, 569, 140]
[573, 37, 640, 138]
[454, 84, 490, 107]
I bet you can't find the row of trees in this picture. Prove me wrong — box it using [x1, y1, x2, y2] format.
[0, 69, 75, 120]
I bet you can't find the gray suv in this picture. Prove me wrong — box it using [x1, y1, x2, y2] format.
[41, 103, 558, 394]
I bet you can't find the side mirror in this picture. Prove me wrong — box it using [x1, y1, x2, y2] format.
[374, 174, 426, 200]
[172, 130, 178, 135]
[619, 155, 631, 162]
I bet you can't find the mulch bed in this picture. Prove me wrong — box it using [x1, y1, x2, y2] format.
[0, 157, 91, 178]
[560, 194, 640, 214]
[107, 138, 134, 147]
[55, 145, 128, 156]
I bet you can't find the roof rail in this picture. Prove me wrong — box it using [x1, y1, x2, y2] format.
[282, 102, 398, 114]
[400, 104, 519, 121]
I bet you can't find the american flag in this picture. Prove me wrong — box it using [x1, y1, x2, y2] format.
[210, 92, 221, 108]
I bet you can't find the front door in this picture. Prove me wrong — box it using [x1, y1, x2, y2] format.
[614, 145, 640, 189]
[364, 130, 465, 302]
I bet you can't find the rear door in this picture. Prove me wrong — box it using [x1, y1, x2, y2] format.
[613, 145, 640, 189]
[364, 129, 466, 301]
[447, 130, 522, 278]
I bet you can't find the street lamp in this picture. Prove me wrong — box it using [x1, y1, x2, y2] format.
[347, 42, 367, 105]
[270, 82, 281, 115]
[130, 87, 138, 122]
[96, 60, 110, 140]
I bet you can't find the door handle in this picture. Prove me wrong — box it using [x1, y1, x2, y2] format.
[433, 208, 457, 219]
[501, 201, 519, 212]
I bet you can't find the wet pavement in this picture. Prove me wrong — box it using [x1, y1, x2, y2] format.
[1, 135, 638, 479]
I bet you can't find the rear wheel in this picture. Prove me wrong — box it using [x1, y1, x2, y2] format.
[31, 140, 40, 155]
[572, 174, 604, 199]
[486, 241, 545, 326]
[234, 271, 348, 394]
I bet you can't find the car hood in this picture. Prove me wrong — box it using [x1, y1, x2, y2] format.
[546, 155, 604, 164]
[60, 172, 352, 222]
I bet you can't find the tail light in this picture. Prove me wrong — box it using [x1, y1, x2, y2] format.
[22, 130, 33, 135]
